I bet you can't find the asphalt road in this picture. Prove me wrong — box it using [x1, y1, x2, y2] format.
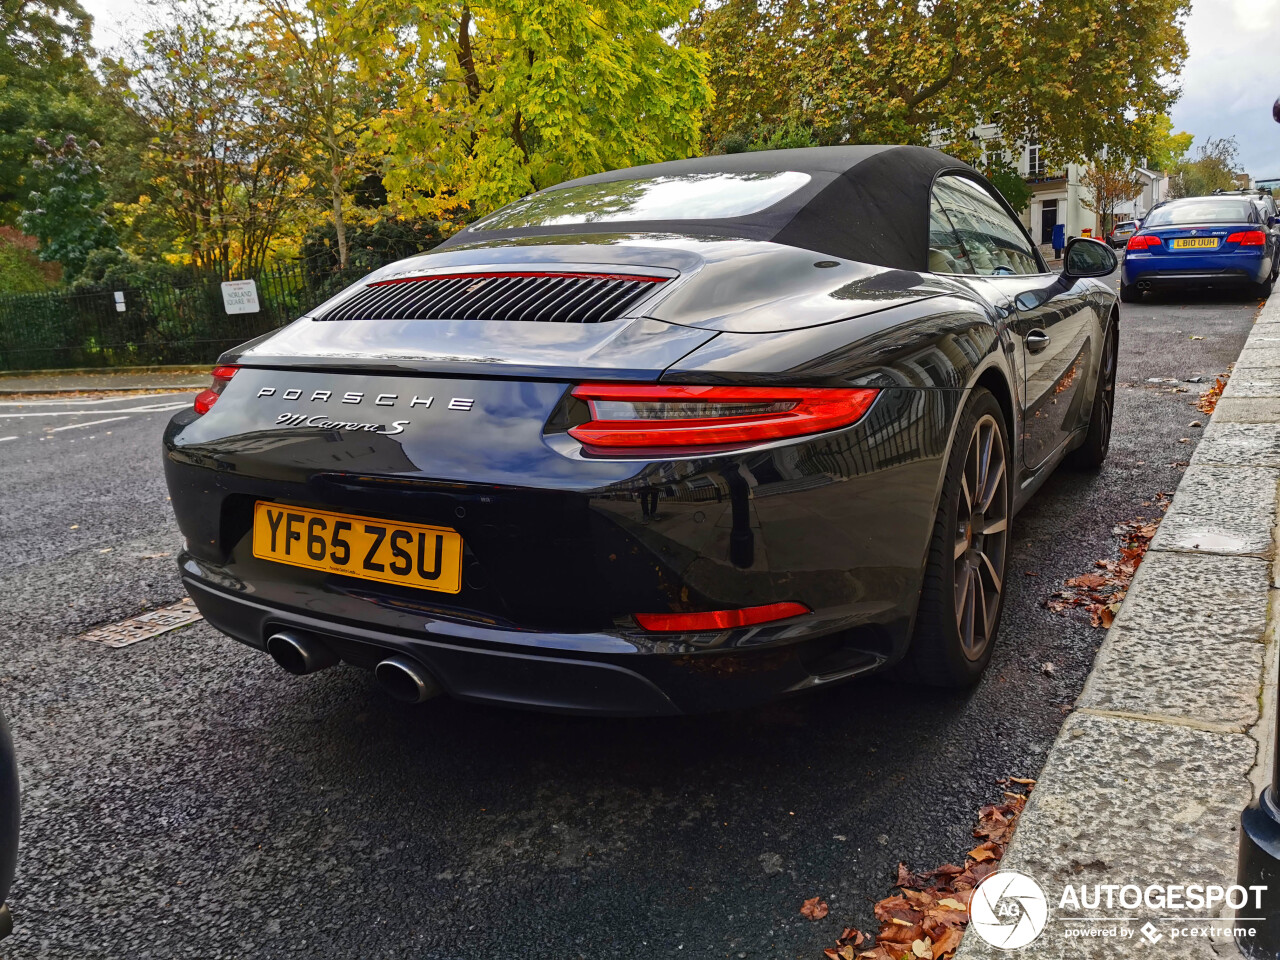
[0, 279, 1265, 960]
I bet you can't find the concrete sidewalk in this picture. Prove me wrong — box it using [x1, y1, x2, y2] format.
[959, 294, 1280, 959]
[0, 365, 205, 394]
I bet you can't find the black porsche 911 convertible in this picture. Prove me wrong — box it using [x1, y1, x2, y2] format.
[163, 145, 1119, 715]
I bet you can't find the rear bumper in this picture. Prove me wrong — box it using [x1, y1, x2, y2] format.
[1123, 256, 1270, 287]
[163, 368, 962, 714]
[183, 568, 894, 715]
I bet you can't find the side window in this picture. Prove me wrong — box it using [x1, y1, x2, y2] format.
[928, 196, 972, 274]
[934, 176, 1044, 276]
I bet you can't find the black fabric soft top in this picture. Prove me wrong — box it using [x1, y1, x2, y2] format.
[440, 145, 984, 273]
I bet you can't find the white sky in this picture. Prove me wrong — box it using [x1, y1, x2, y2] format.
[1170, 0, 1280, 178]
[79, 0, 1280, 178]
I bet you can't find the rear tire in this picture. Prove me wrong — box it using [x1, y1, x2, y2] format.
[900, 388, 1011, 687]
[1067, 321, 1118, 470]
[1251, 276, 1274, 301]
[1119, 283, 1140, 303]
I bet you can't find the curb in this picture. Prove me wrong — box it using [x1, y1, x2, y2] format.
[957, 294, 1280, 959]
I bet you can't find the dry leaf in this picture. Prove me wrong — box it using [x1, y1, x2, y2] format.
[968, 844, 996, 862]
[802, 896, 830, 921]
[912, 938, 932, 958]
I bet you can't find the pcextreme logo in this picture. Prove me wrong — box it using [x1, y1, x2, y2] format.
[969, 872, 1049, 950]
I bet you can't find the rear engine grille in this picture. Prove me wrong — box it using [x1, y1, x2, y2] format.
[315, 271, 668, 324]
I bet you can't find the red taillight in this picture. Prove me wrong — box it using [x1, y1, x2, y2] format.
[1127, 235, 1162, 250]
[1227, 230, 1267, 246]
[193, 364, 238, 415]
[567, 384, 880, 452]
[634, 602, 811, 632]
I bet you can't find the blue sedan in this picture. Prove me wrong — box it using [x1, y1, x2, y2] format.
[1121, 196, 1278, 302]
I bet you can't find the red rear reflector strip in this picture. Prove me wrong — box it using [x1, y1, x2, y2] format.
[634, 602, 811, 632]
[1126, 235, 1162, 250]
[1227, 230, 1267, 246]
[193, 365, 238, 415]
[568, 384, 879, 450]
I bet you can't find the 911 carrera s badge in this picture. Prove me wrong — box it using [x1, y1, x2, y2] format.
[274, 412, 409, 435]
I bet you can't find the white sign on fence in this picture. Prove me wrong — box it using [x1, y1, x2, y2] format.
[220, 279, 260, 315]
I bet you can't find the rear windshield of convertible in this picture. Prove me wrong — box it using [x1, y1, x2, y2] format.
[1145, 200, 1256, 226]
[473, 171, 812, 230]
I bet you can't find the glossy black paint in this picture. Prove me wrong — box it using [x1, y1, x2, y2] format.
[166, 224, 1116, 714]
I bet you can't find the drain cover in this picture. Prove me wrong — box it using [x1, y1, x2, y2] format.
[80, 599, 203, 648]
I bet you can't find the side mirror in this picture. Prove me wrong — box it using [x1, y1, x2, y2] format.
[1063, 236, 1118, 279]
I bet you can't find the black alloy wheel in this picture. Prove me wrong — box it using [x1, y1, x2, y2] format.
[900, 388, 1011, 686]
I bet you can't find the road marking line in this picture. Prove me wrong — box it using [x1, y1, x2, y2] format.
[0, 392, 195, 407]
[0, 402, 189, 418]
[48, 416, 130, 432]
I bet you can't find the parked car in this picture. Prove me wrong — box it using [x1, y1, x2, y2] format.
[1109, 220, 1139, 247]
[163, 146, 1119, 714]
[1121, 195, 1278, 302]
[0, 707, 16, 938]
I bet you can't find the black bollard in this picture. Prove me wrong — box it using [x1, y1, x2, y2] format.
[1238, 690, 1280, 957]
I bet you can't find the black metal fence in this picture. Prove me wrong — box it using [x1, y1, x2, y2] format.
[0, 261, 376, 371]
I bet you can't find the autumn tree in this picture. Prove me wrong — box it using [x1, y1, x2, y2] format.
[1168, 137, 1242, 198]
[111, 0, 303, 273]
[1081, 161, 1144, 235]
[686, 0, 1189, 167]
[376, 0, 711, 225]
[252, 0, 403, 269]
[1145, 114, 1194, 172]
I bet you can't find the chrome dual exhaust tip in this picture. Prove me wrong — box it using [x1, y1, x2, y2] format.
[266, 632, 339, 676]
[374, 656, 441, 703]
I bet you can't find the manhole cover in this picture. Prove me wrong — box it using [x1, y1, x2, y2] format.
[80, 599, 203, 648]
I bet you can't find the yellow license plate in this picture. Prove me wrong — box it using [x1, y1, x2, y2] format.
[252, 502, 463, 593]
[1172, 237, 1219, 249]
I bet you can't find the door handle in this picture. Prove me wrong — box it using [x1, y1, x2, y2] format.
[1025, 330, 1051, 353]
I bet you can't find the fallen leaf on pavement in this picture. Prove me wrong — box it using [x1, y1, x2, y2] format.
[967, 842, 1000, 862]
[825, 781, 1035, 960]
[1197, 371, 1230, 415]
[802, 896, 830, 921]
[1045, 495, 1167, 628]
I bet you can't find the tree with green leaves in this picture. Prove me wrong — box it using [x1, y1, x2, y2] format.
[1145, 114, 1195, 172]
[984, 157, 1032, 213]
[18, 135, 117, 277]
[0, 0, 105, 223]
[252, 0, 404, 269]
[686, 0, 1189, 168]
[1168, 137, 1241, 198]
[376, 0, 711, 225]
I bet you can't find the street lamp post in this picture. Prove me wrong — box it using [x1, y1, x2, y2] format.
[1235, 92, 1280, 960]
